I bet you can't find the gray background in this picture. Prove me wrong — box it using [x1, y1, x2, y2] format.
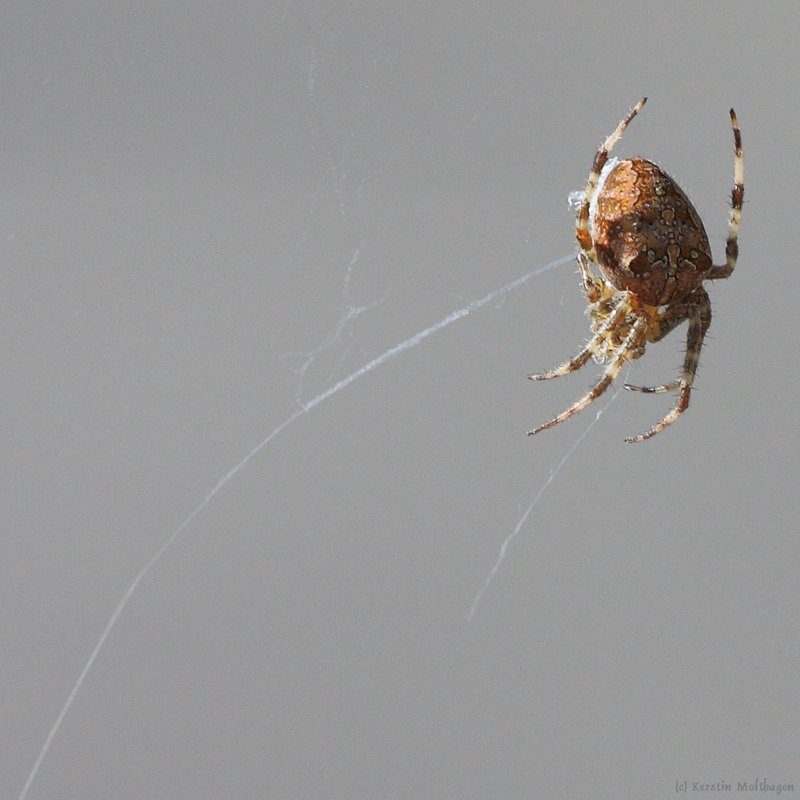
[4, 2, 798, 798]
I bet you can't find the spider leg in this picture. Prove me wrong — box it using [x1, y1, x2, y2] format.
[624, 291, 703, 392]
[578, 252, 604, 303]
[576, 98, 647, 258]
[626, 289, 711, 442]
[625, 380, 680, 394]
[529, 298, 630, 381]
[707, 108, 744, 281]
[529, 315, 647, 436]
[625, 333, 684, 392]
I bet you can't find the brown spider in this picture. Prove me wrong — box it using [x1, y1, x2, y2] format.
[529, 98, 744, 442]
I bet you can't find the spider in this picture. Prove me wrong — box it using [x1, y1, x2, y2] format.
[529, 97, 744, 442]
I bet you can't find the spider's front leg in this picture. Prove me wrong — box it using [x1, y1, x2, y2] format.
[625, 288, 712, 442]
[529, 315, 647, 436]
[706, 108, 744, 283]
[528, 297, 628, 381]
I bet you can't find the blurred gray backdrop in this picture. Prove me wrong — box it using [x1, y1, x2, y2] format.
[4, 2, 798, 798]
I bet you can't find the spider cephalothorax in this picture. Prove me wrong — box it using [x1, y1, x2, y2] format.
[529, 98, 744, 442]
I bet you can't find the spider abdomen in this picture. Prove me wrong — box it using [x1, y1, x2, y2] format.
[591, 158, 713, 306]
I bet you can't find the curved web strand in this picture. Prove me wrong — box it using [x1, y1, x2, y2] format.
[467, 379, 625, 621]
[18, 253, 575, 800]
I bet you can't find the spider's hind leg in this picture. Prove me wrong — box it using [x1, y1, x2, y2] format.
[626, 289, 712, 442]
[624, 293, 701, 393]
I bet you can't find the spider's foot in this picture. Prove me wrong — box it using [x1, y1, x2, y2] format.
[625, 406, 685, 442]
[624, 429, 656, 443]
[528, 371, 557, 381]
[527, 418, 559, 436]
